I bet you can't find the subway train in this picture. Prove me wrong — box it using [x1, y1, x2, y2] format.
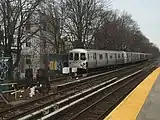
[68, 49, 152, 72]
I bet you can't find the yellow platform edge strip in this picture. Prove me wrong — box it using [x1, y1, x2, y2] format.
[104, 67, 160, 120]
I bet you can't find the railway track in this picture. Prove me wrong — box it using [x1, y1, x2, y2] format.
[0, 64, 138, 119]
[49, 66, 125, 84]
[49, 62, 146, 84]
[0, 60, 156, 120]
[11, 64, 131, 88]
[41, 63, 157, 120]
[4, 61, 150, 91]
[67, 65, 156, 120]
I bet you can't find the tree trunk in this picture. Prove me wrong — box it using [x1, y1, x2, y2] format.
[8, 57, 13, 81]
[13, 48, 21, 69]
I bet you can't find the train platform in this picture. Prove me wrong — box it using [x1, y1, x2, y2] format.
[104, 67, 160, 120]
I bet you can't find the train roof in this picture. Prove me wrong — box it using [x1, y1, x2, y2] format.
[69, 48, 124, 53]
[69, 49, 152, 55]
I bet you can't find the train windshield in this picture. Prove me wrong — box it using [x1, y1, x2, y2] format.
[69, 53, 73, 60]
[74, 53, 79, 60]
[81, 53, 86, 60]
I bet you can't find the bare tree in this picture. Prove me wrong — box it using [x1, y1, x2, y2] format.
[61, 0, 110, 48]
[0, 0, 42, 79]
[37, 0, 111, 53]
[37, 0, 65, 54]
[94, 9, 160, 56]
[94, 10, 139, 50]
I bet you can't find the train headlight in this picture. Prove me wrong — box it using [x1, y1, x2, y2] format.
[80, 62, 86, 67]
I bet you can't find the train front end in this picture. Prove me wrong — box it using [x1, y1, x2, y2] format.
[68, 49, 88, 73]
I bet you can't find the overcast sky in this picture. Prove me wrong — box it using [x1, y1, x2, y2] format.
[111, 0, 160, 49]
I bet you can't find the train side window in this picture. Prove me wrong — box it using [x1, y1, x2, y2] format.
[91, 53, 94, 59]
[93, 53, 96, 60]
[81, 53, 86, 60]
[105, 53, 108, 58]
[69, 53, 73, 60]
[88, 54, 90, 60]
[122, 54, 124, 58]
[118, 54, 120, 58]
[110, 55, 112, 59]
[99, 54, 103, 59]
[74, 53, 79, 60]
[114, 53, 116, 58]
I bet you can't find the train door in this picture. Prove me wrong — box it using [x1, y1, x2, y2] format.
[87, 53, 90, 68]
[118, 54, 120, 64]
[93, 53, 97, 68]
[131, 53, 133, 63]
[105, 53, 108, 65]
[130, 53, 132, 63]
[126, 53, 129, 63]
[115, 53, 117, 65]
[140, 54, 142, 61]
[123, 52, 127, 64]
[98, 53, 103, 67]
[108, 53, 111, 65]
[122, 53, 124, 64]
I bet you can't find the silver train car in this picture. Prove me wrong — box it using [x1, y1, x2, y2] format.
[68, 49, 152, 71]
